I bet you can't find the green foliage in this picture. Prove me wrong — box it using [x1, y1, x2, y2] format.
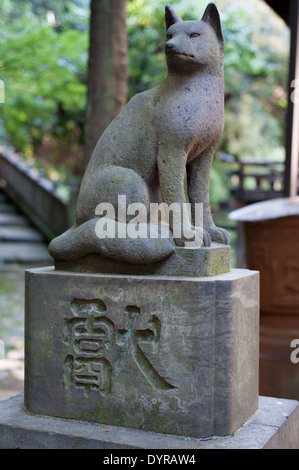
[0, 0, 290, 204]
[220, 0, 289, 164]
[0, 0, 88, 174]
[18, 0, 90, 30]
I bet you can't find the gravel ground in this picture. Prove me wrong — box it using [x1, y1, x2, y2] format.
[0, 263, 49, 401]
[0, 189, 53, 401]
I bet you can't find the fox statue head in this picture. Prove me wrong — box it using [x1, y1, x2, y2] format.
[165, 3, 225, 75]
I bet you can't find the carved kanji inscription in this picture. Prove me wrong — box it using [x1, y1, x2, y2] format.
[63, 299, 175, 396]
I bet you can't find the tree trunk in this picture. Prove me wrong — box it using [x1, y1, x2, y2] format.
[84, 0, 128, 161]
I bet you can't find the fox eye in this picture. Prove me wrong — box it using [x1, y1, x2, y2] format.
[190, 33, 200, 38]
[166, 34, 172, 40]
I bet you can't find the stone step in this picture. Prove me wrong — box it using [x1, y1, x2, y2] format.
[0, 192, 8, 203]
[0, 202, 18, 214]
[0, 213, 29, 226]
[0, 242, 52, 263]
[0, 225, 45, 242]
[0, 191, 51, 263]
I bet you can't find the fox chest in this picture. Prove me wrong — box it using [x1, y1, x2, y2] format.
[152, 87, 224, 154]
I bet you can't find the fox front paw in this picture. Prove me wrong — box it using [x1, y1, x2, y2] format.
[205, 225, 230, 245]
[202, 229, 212, 247]
[173, 225, 211, 248]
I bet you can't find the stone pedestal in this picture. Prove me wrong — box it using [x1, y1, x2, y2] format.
[55, 242, 230, 278]
[24, 267, 259, 439]
[2, 394, 299, 449]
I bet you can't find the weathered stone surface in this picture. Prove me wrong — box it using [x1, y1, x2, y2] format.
[49, 3, 230, 268]
[55, 242, 230, 277]
[24, 267, 259, 438]
[1, 394, 299, 449]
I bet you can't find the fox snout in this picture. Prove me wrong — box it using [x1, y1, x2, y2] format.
[165, 41, 195, 60]
[165, 41, 176, 55]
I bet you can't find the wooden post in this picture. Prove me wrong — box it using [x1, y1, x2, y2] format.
[284, 0, 299, 198]
[84, 0, 128, 162]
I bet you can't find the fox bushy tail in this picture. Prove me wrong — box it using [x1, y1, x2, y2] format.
[48, 218, 175, 264]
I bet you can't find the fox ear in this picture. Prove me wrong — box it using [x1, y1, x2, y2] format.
[165, 5, 183, 30]
[201, 2, 224, 48]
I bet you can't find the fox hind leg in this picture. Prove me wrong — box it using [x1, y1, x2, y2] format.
[94, 166, 150, 223]
[76, 166, 150, 226]
[48, 166, 175, 264]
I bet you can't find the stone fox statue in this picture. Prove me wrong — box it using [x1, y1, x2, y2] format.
[49, 3, 230, 265]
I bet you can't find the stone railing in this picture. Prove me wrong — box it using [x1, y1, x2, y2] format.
[0, 146, 78, 241]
